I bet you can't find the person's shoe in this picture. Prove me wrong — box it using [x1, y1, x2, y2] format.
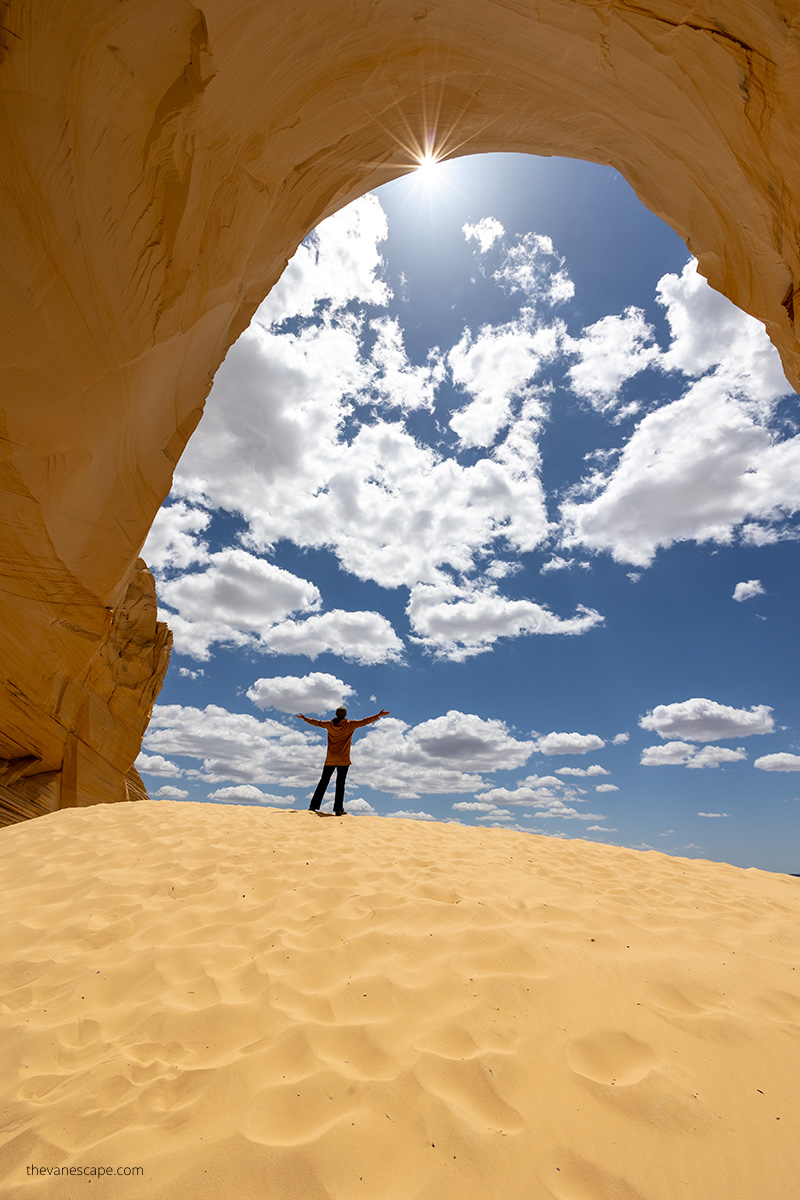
[333, 810, 347, 816]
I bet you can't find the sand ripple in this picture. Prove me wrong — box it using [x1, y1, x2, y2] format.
[0, 801, 798, 1198]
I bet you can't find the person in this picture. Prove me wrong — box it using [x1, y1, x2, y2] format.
[295, 706, 389, 816]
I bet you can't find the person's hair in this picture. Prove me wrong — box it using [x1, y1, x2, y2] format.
[332, 705, 347, 726]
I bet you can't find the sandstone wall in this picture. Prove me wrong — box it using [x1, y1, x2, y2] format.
[0, 0, 798, 822]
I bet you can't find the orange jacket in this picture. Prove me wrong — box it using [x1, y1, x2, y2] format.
[302, 714, 382, 765]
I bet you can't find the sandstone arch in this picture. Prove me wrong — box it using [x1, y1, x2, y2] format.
[1, 0, 798, 822]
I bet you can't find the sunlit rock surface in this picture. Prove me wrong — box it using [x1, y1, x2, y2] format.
[0, 1, 798, 821]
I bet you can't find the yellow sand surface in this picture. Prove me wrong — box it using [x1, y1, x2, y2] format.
[1, 801, 798, 1199]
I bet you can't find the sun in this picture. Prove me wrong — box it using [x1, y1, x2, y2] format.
[415, 150, 443, 182]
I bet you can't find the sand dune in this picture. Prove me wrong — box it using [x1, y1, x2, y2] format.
[1, 801, 798, 1199]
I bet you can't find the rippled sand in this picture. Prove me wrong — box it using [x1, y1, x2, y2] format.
[1, 801, 798, 1198]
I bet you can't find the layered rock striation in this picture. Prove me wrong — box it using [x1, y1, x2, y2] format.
[1, 0, 799, 821]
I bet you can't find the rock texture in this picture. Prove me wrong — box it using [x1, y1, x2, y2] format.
[0, 1, 799, 822]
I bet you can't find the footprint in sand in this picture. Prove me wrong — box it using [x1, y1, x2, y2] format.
[566, 1030, 657, 1087]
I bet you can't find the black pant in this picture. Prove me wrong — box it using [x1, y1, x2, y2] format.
[309, 764, 349, 814]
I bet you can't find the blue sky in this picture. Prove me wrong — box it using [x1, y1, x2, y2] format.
[138, 153, 800, 873]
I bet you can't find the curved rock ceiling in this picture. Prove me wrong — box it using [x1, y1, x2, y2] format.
[1, 0, 798, 821]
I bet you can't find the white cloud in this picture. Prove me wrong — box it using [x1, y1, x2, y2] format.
[452, 801, 499, 812]
[408, 710, 535, 771]
[207, 785, 297, 806]
[257, 194, 391, 325]
[369, 315, 444, 412]
[687, 746, 747, 769]
[142, 705, 535, 801]
[657, 260, 791, 401]
[640, 741, 696, 766]
[385, 810, 438, 821]
[540, 556, 574, 574]
[475, 777, 604, 822]
[262, 610, 404, 665]
[595, 784, 619, 792]
[555, 765, 609, 777]
[144, 705, 322, 787]
[529, 800, 606, 821]
[492, 232, 575, 304]
[463, 217, 505, 253]
[143, 501, 210, 573]
[698, 811, 729, 818]
[153, 785, 188, 799]
[611, 732, 630, 745]
[588, 826, 618, 832]
[520, 774, 567, 788]
[560, 262, 796, 567]
[535, 731, 605, 756]
[640, 741, 747, 768]
[447, 317, 556, 448]
[733, 579, 765, 602]
[158, 549, 320, 659]
[135, 752, 183, 777]
[561, 376, 800, 566]
[340, 797, 377, 814]
[246, 673, 356, 714]
[754, 753, 800, 772]
[564, 307, 660, 410]
[407, 580, 602, 660]
[639, 698, 774, 742]
[476, 785, 562, 806]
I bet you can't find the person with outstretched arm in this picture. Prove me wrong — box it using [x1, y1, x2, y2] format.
[295, 706, 389, 816]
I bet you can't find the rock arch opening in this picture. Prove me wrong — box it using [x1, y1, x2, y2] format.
[1, 1, 798, 823]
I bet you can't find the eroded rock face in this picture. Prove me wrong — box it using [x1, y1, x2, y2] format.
[0, 1, 798, 821]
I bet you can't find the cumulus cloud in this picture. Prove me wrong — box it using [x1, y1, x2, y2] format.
[408, 710, 535, 771]
[172, 202, 558, 602]
[262, 610, 404, 665]
[535, 731, 606, 756]
[135, 752, 183, 777]
[564, 307, 660, 410]
[369, 316, 444, 411]
[144, 705, 322, 787]
[143, 501, 210, 573]
[657, 260, 791, 401]
[385, 810, 438, 821]
[407, 580, 603, 660]
[529, 800, 606, 821]
[475, 775, 604, 821]
[611, 732, 630, 745]
[447, 316, 556, 448]
[492, 232, 575, 304]
[639, 698, 774, 742]
[153, 785, 188, 799]
[158, 549, 320, 659]
[246, 673, 355, 714]
[754, 753, 800, 771]
[555, 765, 609, 777]
[595, 784, 619, 792]
[142, 704, 536, 801]
[257, 194, 391, 325]
[733, 579, 765, 602]
[560, 262, 797, 567]
[463, 217, 505, 253]
[561, 377, 800, 566]
[640, 742, 747, 768]
[207, 785, 298, 806]
[540, 556, 574, 574]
